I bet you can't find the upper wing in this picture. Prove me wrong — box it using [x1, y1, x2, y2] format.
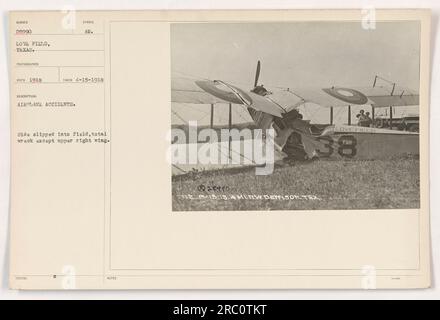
[352, 86, 419, 107]
[172, 77, 285, 117]
[171, 77, 226, 104]
[172, 76, 419, 119]
[279, 85, 419, 109]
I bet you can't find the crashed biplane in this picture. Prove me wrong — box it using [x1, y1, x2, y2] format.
[171, 61, 419, 175]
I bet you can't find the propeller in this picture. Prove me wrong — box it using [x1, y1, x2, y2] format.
[253, 60, 261, 88]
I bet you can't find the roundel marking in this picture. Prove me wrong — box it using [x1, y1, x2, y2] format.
[195, 80, 253, 105]
[323, 87, 369, 105]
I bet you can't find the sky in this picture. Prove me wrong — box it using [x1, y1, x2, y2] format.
[171, 21, 420, 125]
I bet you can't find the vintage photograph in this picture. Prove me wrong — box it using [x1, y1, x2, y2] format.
[170, 22, 421, 211]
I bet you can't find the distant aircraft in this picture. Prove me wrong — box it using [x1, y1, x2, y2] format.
[171, 61, 419, 174]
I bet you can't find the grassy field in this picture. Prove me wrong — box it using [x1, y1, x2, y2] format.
[172, 157, 420, 211]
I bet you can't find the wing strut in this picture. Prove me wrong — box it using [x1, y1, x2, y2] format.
[389, 106, 393, 128]
[210, 103, 214, 128]
[228, 103, 232, 159]
[348, 105, 351, 125]
[330, 107, 334, 125]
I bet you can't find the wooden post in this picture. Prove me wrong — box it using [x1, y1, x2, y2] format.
[330, 106, 333, 125]
[347, 105, 351, 125]
[371, 106, 375, 121]
[210, 104, 214, 128]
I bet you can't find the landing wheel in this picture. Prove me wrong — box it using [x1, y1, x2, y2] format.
[282, 132, 308, 161]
